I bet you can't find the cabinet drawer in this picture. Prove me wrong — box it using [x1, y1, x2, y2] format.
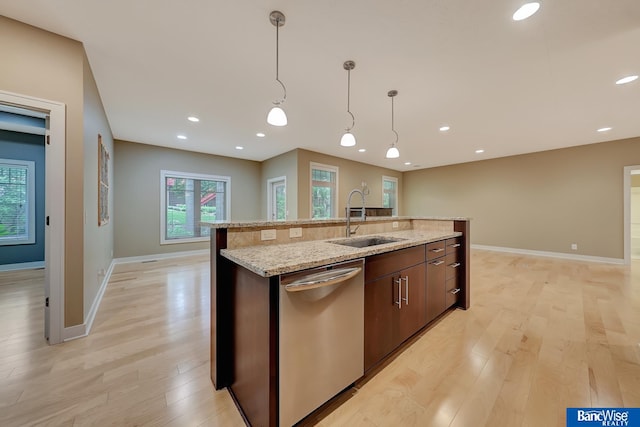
[445, 276, 460, 308]
[365, 245, 425, 282]
[446, 238, 462, 254]
[426, 240, 446, 260]
[445, 252, 462, 280]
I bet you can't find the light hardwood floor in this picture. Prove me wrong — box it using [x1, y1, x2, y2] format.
[1, 251, 639, 426]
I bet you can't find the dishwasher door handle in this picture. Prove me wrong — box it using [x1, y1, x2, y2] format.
[284, 267, 362, 292]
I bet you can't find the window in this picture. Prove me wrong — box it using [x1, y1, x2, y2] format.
[310, 163, 338, 219]
[160, 170, 230, 244]
[0, 159, 35, 246]
[382, 176, 398, 216]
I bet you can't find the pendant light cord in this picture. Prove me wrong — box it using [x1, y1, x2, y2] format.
[391, 95, 398, 144]
[346, 68, 355, 131]
[275, 19, 287, 104]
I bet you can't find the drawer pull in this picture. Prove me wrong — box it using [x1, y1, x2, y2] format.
[432, 260, 445, 266]
[449, 262, 461, 268]
[395, 277, 402, 309]
[449, 243, 461, 248]
[431, 248, 444, 253]
[450, 288, 461, 294]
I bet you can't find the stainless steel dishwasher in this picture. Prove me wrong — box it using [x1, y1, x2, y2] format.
[279, 258, 364, 427]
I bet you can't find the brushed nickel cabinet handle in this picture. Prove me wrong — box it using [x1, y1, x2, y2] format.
[432, 260, 445, 266]
[395, 277, 402, 309]
[449, 243, 461, 248]
[450, 288, 461, 294]
[402, 276, 409, 305]
[431, 248, 444, 253]
[449, 262, 461, 268]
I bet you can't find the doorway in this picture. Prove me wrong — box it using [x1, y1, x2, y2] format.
[624, 165, 640, 264]
[267, 176, 287, 221]
[0, 90, 66, 344]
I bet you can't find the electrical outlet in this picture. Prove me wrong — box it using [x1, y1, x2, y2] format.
[392, 221, 399, 229]
[289, 227, 302, 238]
[261, 229, 277, 241]
[571, 243, 578, 251]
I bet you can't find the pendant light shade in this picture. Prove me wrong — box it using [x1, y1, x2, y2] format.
[386, 145, 400, 159]
[267, 106, 287, 126]
[267, 11, 287, 127]
[340, 131, 356, 147]
[385, 90, 400, 159]
[340, 60, 357, 147]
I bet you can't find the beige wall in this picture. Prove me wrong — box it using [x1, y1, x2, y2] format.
[296, 149, 403, 219]
[261, 149, 298, 220]
[404, 137, 640, 259]
[113, 140, 262, 258]
[1, 16, 87, 326]
[82, 52, 115, 319]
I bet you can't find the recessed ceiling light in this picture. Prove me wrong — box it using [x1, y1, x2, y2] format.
[235, 146, 244, 150]
[358, 148, 366, 153]
[615, 75, 638, 85]
[404, 162, 411, 165]
[256, 132, 266, 137]
[475, 149, 485, 154]
[187, 116, 199, 122]
[513, 2, 540, 21]
[177, 134, 187, 140]
[439, 126, 450, 132]
[597, 127, 612, 132]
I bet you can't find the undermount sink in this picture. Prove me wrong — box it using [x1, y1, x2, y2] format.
[329, 236, 406, 248]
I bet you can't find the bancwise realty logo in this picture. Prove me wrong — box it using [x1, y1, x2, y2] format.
[567, 408, 640, 426]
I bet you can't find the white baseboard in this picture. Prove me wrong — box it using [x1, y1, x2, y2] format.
[62, 249, 210, 342]
[113, 249, 209, 265]
[0, 261, 45, 272]
[63, 259, 115, 342]
[471, 244, 624, 265]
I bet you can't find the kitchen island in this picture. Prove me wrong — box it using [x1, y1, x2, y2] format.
[207, 217, 470, 426]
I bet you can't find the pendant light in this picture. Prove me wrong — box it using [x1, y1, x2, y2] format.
[340, 60, 357, 147]
[385, 90, 400, 159]
[267, 11, 287, 126]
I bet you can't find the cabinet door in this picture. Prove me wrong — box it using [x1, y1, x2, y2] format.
[364, 275, 396, 371]
[394, 263, 426, 347]
[426, 256, 446, 323]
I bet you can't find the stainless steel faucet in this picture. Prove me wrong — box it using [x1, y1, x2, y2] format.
[346, 189, 366, 237]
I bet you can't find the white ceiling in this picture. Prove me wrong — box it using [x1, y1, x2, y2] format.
[1, 0, 639, 171]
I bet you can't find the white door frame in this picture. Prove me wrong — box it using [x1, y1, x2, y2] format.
[0, 90, 66, 344]
[267, 176, 286, 221]
[624, 165, 640, 265]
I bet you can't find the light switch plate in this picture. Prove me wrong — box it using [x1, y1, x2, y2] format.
[261, 229, 277, 241]
[289, 227, 303, 238]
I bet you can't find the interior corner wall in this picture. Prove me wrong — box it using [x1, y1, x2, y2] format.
[0, 16, 86, 327]
[403, 137, 640, 259]
[261, 149, 299, 220]
[296, 149, 403, 219]
[113, 140, 262, 258]
[82, 52, 114, 319]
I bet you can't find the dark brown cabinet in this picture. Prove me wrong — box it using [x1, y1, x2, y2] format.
[364, 246, 425, 371]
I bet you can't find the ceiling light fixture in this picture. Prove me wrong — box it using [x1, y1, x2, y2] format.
[235, 146, 244, 150]
[385, 90, 400, 159]
[358, 148, 366, 153]
[340, 60, 357, 147]
[266, 11, 287, 127]
[597, 127, 612, 132]
[177, 134, 187, 140]
[256, 132, 266, 137]
[616, 75, 638, 85]
[439, 126, 450, 132]
[475, 149, 485, 154]
[187, 116, 199, 122]
[513, 2, 540, 21]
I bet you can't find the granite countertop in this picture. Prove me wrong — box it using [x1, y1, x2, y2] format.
[221, 229, 462, 277]
[204, 216, 470, 229]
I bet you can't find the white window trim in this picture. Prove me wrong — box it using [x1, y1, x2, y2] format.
[0, 159, 36, 246]
[160, 169, 230, 244]
[382, 175, 399, 217]
[310, 162, 339, 219]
